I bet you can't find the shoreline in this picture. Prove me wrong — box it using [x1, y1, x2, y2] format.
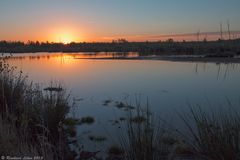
[74, 56, 240, 63]
[2, 52, 240, 63]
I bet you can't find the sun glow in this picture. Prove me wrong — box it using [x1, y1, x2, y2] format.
[59, 33, 75, 44]
[50, 27, 81, 44]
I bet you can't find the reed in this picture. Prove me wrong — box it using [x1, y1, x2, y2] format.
[180, 106, 240, 160]
[0, 56, 72, 159]
[119, 101, 177, 160]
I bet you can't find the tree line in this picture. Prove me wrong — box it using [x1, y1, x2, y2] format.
[0, 39, 240, 56]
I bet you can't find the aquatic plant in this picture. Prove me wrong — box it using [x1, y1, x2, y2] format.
[88, 135, 107, 143]
[115, 101, 135, 111]
[130, 115, 146, 124]
[180, 106, 240, 160]
[119, 101, 177, 160]
[80, 116, 95, 125]
[119, 117, 126, 121]
[64, 117, 81, 126]
[103, 99, 113, 106]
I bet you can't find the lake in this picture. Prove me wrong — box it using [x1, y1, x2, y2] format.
[6, 52, 240, 155]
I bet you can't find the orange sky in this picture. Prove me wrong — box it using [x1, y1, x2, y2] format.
[1, 0, 240, 43]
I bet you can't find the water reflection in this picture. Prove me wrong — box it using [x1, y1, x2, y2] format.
[5, 52, 240, 113]
[2, 52, 139, 60]
[4, 52, 240, 155]
[194, 62, 240, 80]
[4, 52, 240, 81]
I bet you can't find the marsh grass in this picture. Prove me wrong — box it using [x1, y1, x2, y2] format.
[180, 106, 240, 160]
[88, 135, 107, 143]
[119, 100, 177, 160]
[0, 116, 40, 156]
[80, 116, 95, 125]
[0, 56, 73, 159]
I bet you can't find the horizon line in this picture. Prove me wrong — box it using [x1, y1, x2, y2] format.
[1, 30, 240, 43]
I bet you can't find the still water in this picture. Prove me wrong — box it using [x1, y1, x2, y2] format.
[6, 52, 240, 153]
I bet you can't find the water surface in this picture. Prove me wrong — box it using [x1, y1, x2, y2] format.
[6, 52, 240, 153]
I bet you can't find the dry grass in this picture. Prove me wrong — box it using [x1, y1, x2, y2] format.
[180, 106, 240, 160]
[0, 56, 72, 159]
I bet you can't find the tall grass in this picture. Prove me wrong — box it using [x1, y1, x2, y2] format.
[0, 56, 72, 159]
[118, 100, 240, 160]
[0, 116, 39, 156]
[119, 100, 177, 160]
[180, 106, 240, 160]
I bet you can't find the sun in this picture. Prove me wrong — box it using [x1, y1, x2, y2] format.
[50, 27, 81, 43]
[59, 33, 74, 44]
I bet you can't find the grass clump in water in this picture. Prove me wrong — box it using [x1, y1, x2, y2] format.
[80, 116, 95, 125]
[88, 135, 107, 143]
[64, 117, 81, 126]
[115, 101, 135, 111]
[130, 115, 146, 124]
[103, 99, 113, 106]
[119, 101, 177, 160]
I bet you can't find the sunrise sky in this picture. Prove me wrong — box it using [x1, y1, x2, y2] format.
[0, 0, 240, 42]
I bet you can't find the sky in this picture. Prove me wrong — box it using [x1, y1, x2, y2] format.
[0, 0, 240, 42]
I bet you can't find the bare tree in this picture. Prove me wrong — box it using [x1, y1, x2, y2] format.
[196, 30, 200, 42]
[227, 19, 231, 40]
[220, 22, 223, 40]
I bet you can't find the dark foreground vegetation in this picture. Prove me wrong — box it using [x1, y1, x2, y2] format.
[1, 39, 240, 57]
[116, 104, 240, 160]
[1, 56, 240, 160]
[0, 57, 74, 159]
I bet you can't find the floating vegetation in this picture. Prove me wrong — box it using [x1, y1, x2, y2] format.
[115, 101, 135, 111]
[64, 118, 81, 126]
[103, 99, 113, 106]
[116, 102, 125, 109]
[109, 119, 122, 126]
[130, 116, 146, 124]
[44, 87, 63, 92]
[88, 135, 107, 143]
[119, 117, 126, 121]
[64, 117, 95, 126]
[80, 116, 95, 125]
[114, 120, 119, 124]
